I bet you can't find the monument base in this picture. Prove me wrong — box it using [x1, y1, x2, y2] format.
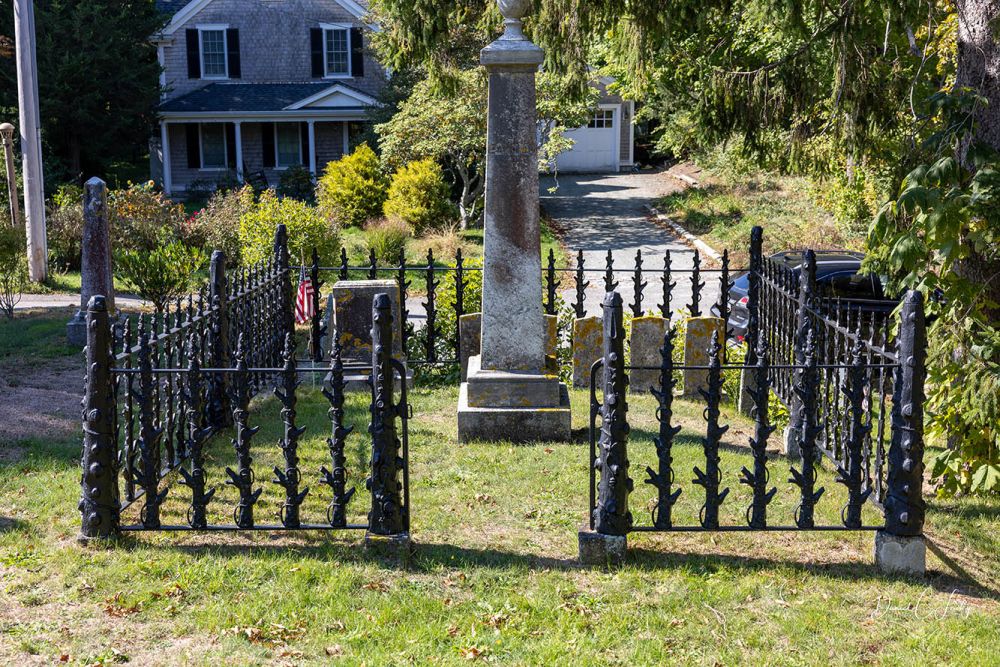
[457, 382, 571, 443]
[874, 531, 926, 576]
[67, 311, 88, 347]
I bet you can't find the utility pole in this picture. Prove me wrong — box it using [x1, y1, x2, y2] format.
[14, 0, 47, 282]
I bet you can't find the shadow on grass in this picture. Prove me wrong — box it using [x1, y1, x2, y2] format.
[93, 527, 998, 602]
[928, 502, 1000, 522]
[0, 516, 27, 533]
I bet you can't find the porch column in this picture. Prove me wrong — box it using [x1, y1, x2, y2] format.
[307, 120, 317, 175]
[234, 121, 244, 182]
[161, 121, 172, 196]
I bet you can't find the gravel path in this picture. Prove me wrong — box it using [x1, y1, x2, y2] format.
[541, 171, 722, 318]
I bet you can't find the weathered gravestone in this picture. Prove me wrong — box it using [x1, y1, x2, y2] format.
[462, 313, 558, 382]
[572, 316, 603, 388]
[682, 316, 725, 395]
[325, 280, 407, 390]
[630, 316, 668, 393]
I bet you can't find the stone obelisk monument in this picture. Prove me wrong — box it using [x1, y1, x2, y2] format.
[457, 0, 571, 442]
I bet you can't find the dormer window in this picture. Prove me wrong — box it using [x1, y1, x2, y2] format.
[323, 24, 351, 77]
[200, 28, 228, 78]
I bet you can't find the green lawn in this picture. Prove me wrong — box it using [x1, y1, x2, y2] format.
[2, 380, 998, 665]
[657, 173, 856, 264]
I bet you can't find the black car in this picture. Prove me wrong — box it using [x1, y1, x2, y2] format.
[715, 250, 897, 340]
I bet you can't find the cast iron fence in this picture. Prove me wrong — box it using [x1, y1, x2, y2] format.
[79, 226, 410, 539]
[588, 226, 925, 540]
[297, 244, 738, 369]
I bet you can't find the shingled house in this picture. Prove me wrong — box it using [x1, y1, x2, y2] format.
[150, 0, 384, 197]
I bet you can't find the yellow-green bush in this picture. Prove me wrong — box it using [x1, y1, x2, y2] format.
[383, 159, 455, 234]
[316, 144, 388, 228]
[365, 217, 412, 263]
[185, 185, 255, 264]
[239, 190, 340, 266]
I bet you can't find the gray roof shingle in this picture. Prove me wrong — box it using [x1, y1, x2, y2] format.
[159, 82, 371, 113]
[156, 0, 190, 16]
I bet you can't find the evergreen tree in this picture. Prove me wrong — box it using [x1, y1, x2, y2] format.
[0, 1, 165, 183]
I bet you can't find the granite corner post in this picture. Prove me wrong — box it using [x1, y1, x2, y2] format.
[456, 2, 570, 443]
[68, 178, 114, 347]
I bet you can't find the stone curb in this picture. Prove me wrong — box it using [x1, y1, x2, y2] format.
[642, 203, 724, 263]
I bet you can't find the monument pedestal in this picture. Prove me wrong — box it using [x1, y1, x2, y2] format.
[458, 356, 571, 443]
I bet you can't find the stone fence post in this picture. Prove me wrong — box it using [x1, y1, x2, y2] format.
[79, 295, 120, 540]
[877, 290, 927, 575]
[67, 178, 114, 347]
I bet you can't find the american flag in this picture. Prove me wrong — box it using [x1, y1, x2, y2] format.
[295, 267, 316, 325]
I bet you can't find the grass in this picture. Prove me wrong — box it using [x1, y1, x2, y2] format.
[657, 172, 857, 265]
[0, 309, 78, 363]
[2, 380, 999, 665]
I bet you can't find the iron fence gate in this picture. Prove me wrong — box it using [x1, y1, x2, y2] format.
[588, 226, 926, 542]
[79, 226, 410, 539]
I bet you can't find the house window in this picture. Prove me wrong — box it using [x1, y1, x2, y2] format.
[275, 124, 303, 168]
[324, 26, 350, 77]
[200, 28, 228, 78]
[200, 124, 228, 169]
[588, 109, 615, 129]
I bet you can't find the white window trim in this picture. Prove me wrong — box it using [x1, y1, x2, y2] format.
[321, 22, 353, 79]
[274, 123, 304, 170]
[199, 123, 229, 171]
[198, 24, 229, 80]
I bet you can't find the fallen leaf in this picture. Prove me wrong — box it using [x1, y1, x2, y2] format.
[459, 646, 486, 660]
[544, 448, 554, 454]
[447, 625, 459, 637]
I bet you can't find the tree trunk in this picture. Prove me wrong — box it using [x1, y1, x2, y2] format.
[955, 0, 1000, 319]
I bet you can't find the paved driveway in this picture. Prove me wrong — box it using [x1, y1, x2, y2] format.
[541, 172, 721, 319]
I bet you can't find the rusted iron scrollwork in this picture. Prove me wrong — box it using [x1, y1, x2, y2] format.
[272, 334, 309, 528]
[646, 325, 682, 528]
[179, 333, 215, 528]
[693, 336, 729, 529]
[321, 330, 356, 527]
[226, 337, 262, 528]
[367, 294, 407, 535]
[594, 291, 632, 536]
[79, 296, 121, 539]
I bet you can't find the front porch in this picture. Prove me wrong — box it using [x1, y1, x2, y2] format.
[153, 81, 378, 196]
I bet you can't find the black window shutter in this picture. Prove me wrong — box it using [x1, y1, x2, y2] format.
[186, 29, 201, 79]
[225, 123, 237, 168]
[261, 122, 276, 168]
[310, 28, 324, 78]
[185, 124, 201, 169]
[227, 29, 241, 78]
[300, 122, 309, 167]
[350, 28, 364, 77]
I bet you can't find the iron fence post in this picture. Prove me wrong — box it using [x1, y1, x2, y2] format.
[630, 249, 647, 316]
[321, 329, 356, 527]
[179, 333, 215, 529]
[646, 325, 682, 528]
[739, 337, 776, 528]
[226, 337, 262, 528]
[79, 296, 121, 539]
[574, 249, 589, 318]
[594, 291, 632, 536]
[837, 339, 871, 528]
[688, 251, 704, 316]
[274, 224, 294, 347]
[273, 334, 308, 528]
[339, 247, 349, 281]
[397, 247, 412, 357]
[310, 247, 326, 363]
[660, 249, 675, 319]
[693, 336, 730, 528]
[546, 248, 558, 316]
[208, 250, 231, 428]
[455, 248, 467, 361]
[368, 293, 405, 535]
[885, 290, 927, 536]
[745, 227, 764, 369]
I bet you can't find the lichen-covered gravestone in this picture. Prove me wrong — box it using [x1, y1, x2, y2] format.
[630, 316, 668, 393]
[682, 316, 725, 395]
[572, 316, 603, 388]
[459, 313, 482, 382]
[326, 280, 403, 361]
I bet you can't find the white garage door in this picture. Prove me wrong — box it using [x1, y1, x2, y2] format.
[554, 108, 619, 173]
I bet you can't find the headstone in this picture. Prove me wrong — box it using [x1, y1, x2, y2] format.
[459, 313, 482, 382]
[572, 316, 603, 388]
[629, 316, 668, 393]
[457, 1, 571, 443]
[545, 313, 558, 370]
[67, 178, 114, 347]
[326, 280, 403, 361]
[682, 316, 725, 395]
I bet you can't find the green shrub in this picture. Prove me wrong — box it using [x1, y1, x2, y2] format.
[316, 144, 388, 228]
[184, 185, 255, 264]
[0, 224, 26, 318]
[47, 184, 85, 271]
[278, 166, 316, 203]
[383, 159, 454, 234]
[365, 217, 412, 263]
[108, 181, 187, 252]
[239, 190, 340, 267]
[114, 231, 205, 313]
